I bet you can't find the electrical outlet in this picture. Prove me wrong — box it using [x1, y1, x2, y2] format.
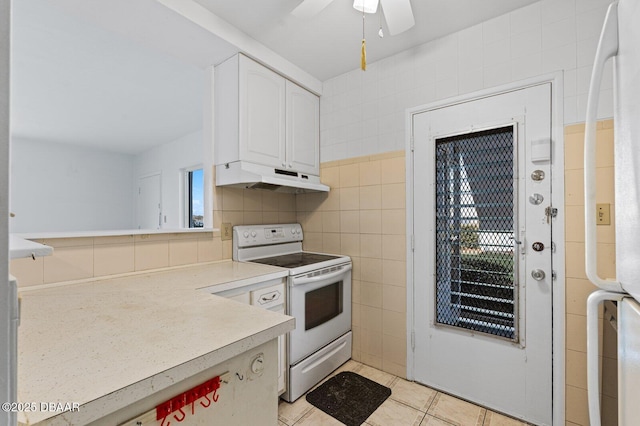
[597, 203, 611, 225]
[221, 223, 233, 240]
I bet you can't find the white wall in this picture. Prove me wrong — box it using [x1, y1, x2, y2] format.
[133, 130, 203, 229]
[320, 0, 614, 162]
[10, 138, 135, 233]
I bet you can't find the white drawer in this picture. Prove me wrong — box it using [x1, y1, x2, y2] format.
[251, 282, 285, 309]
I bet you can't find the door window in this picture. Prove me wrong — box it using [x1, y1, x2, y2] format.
[434, 126, 518, 341]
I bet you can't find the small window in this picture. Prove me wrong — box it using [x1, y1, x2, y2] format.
[186, 168, 204, 228]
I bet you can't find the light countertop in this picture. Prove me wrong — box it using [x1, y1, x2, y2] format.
[9, 235, 53, 259]
[17, 261, 292, 425]
[13, 227, 216, 240]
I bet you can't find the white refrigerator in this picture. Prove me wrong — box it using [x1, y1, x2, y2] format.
[584, 0, 640, 425]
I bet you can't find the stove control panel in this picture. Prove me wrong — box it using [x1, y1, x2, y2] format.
[234, 223, 303, 248]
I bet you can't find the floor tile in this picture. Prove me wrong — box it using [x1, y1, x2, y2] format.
[483, 410, 529, 426]
[295, 408, 346, 425]
[356, 363, 396, 387]
[427, 393, 486, 426]
[390, 378, 437, 411]
[365, 399, 426, 426]
[278, 397, 314, 425]
[277, 363, 527, 426]
[325, 359, 362, 379]
[420, 414, 457, 425]
[339, 359, 363, 372]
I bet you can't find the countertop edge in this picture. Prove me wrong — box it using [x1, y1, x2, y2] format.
[13, 228, 217, 240]
[9, 235, 53, 259]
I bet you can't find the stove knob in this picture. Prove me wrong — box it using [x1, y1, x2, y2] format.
[243, 231, 249, 238]
[296, 228, 301, 234]
[251, 231, 257, 238]
[291, 228, 296, 234]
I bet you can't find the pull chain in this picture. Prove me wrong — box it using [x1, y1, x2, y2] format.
[361, 9, 367, 70]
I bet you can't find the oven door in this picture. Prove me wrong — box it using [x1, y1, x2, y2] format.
[288, 262, 352, 365]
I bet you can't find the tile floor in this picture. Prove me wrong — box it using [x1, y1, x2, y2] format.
[278, 361, 530, 426]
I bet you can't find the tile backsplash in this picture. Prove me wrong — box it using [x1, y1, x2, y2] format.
[10, 232, 222, 287]
[296, 150, 407, 377]
[563, 119, 616, 426]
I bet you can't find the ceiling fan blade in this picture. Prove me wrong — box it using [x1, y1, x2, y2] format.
[291, 0, 335, 19]
[380, 0, 415, 35]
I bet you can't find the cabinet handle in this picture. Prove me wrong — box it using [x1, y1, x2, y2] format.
[261, 294, 278, 302]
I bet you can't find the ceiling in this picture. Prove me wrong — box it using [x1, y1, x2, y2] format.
[10, 0, 539, 154]
[194, 0, 539, 81]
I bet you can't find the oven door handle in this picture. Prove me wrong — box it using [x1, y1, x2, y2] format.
[291, 264, 352, 286]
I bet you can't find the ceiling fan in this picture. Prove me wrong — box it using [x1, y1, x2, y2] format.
[291, 0, 415, 36]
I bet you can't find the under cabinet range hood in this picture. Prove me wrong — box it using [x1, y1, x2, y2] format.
[216, 161, 330, 193]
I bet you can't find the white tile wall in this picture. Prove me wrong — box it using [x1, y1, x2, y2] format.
[540, 0, 576, 24]
[320, 0, 614, 162]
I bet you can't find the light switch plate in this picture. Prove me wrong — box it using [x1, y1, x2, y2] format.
[597, 203, 611, 225]
[221, 222, 233, 240]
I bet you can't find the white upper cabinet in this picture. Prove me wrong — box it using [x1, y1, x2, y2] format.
[215, 54, 320, 176]
[239, 56, 286, 168]
[286, 81, 320, 175]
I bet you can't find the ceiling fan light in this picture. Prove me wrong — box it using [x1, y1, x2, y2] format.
[353, 0, 379, 14]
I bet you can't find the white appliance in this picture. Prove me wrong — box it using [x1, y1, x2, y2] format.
[216, 161, 330, 193]
[233, 223, 352, 402]
[583, 1, 640, 425]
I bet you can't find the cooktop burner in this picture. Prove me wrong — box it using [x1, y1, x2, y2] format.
[250, 252, 342, 269]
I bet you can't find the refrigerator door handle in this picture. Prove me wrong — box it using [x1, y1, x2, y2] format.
[587, 291, 625, 426]
[584, 1, 624, 294]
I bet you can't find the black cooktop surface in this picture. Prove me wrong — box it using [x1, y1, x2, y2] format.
[250, 252, 342, 269]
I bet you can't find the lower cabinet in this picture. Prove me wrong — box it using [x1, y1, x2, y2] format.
[111, 340, 280, 425]
[215, 279, 287, 396]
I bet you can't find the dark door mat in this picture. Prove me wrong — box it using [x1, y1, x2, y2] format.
[305, 371, 391, 426]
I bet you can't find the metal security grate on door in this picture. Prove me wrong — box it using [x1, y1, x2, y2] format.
[434, 125, 517, 341]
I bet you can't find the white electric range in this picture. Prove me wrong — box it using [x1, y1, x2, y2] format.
[233, 223, 352, 402]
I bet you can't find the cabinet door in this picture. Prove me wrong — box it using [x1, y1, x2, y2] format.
[239, 56, 286, 168]
[286, 81, 320, 175]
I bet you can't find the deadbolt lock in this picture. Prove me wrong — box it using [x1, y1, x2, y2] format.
[531, 170, 545, 181]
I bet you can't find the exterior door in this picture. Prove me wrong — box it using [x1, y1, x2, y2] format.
[412, 83, 553, 424]
[137, 173, 161, 229]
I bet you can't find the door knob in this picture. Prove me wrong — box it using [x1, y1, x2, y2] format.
[531, 269, 546, 281]
[529, 193, 544, 205]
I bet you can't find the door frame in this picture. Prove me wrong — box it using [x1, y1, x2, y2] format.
[405, 73, 565, 425]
